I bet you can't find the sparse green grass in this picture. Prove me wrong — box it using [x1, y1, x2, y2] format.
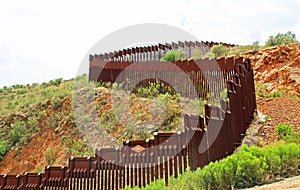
[255, 82, 286, 98]
[0, 78, 73, 160]
[227, 41, 262, 56]
[291, 95, 299, 99]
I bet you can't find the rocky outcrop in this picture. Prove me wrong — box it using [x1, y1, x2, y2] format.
[245, 43, 300, 96]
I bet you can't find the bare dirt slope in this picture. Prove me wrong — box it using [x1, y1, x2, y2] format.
[256, 97, 300, 145]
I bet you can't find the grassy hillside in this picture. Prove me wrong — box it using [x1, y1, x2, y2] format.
[0, 76, 190, 173]
[0, 78, 73, 160]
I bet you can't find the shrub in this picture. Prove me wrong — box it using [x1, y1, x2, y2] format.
[192, 49, 205, 59]
[0, 140, 9, 160]
[53, 78, 63, 86]
[161, 50, 187, 61]
[276, 143, 300, 177]
[274, 123, 300, 144]
[256, 82, 268, 97]
[235, 146, 267, 188]
[9, 120, 28, 146]
[275, 124, 294, 140]
[125, 143, 300, 190]
[44, 147, 59, 165]
[265, 31, 298, 47]
[284, 132, 300, 144]
[209, 44, 230, 59]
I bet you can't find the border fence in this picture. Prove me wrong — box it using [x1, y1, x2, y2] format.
[0, 44, 256, 190]
[89, 41, 235, 62]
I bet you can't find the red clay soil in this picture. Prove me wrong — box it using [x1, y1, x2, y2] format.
[256, 96, 300, 145]
[0, 129, 68, 174]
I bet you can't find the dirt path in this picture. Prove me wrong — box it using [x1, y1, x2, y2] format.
[243, 176, 300, 190]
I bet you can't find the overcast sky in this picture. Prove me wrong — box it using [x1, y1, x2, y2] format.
[0, 0, 299, 88]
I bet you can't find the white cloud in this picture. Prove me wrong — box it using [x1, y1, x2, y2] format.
[0, 0, 299, 87]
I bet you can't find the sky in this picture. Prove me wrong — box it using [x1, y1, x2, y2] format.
[0, 0, 299, 88]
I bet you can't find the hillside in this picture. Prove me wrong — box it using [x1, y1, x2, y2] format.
[0, 78, 187, 174]
[244, 43, 300, 146]
[0, 43, 299, 181]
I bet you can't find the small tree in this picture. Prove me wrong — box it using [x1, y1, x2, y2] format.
[251, 41, 260, 52]
[192, 49, 205, 59]
[161, 50, 187, 61]
[265, 31, 298, 47]
[209, 44, 230, 59]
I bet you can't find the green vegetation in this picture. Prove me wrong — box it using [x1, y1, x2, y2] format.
[125, 123, 300, 190]
[265, 115, 271, 121]
[0, 78, 73, 160]
[192, 49, 206, 59]
[227, 41, 261, 56]
[265, 31, 298, 47]
[275, 124, 300, 144]
[44, 147, 59, 165]
[255, 82, 286, 98]
[159, 31, 298, 61]
[135, 81, 176, 98]
[62, 137, 94, 157]
[208, 44, 230, 59]
[125, 143, 300, 190]
[0, 78, 72, 115]
[161, 50, 187, 61]
[0, 140, 9, 160]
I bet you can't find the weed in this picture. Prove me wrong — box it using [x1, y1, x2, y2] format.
[44, 147, 59, 165]
[274, 124, 294, 140]
[265, 115, 271, 121]
[0, 140, 9, 160]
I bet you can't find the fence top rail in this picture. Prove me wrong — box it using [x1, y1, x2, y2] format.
[89, 40, 236, 61]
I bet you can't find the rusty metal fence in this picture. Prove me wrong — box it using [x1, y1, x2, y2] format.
[89, 57, 241, 101]
[0, 57, 256, 189]
[90, 41, 235, 62]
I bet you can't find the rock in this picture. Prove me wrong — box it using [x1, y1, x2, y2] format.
[245, 43, 300, 96]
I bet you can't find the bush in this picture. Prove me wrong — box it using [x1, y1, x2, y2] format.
[161, 50, 187, 61]
[235, 146, 267, 188]
[0, 140, 9, 160]
[9, 120, 28, 146]
[192, 49, 205, 59]
[125, 143, 300, 190]
[265, 31, 298, 47]
[275, 124, 294, 140]
[209, 44, 230, 59]
[44, 148, 59, 165]
[274, 123, 300, 144]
